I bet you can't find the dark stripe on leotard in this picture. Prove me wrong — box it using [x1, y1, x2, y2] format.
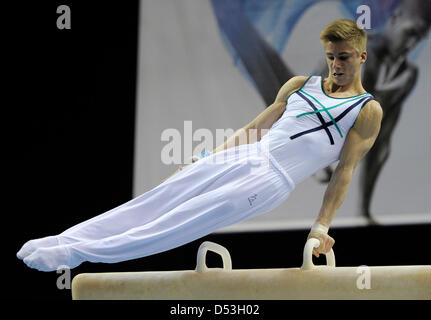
[295, 90, 335, 145]
[290, 96, 372, 144]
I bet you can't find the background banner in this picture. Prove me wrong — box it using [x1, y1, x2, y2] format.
[134, 0, 431, 231]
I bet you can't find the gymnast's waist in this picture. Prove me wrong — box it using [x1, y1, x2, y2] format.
[257, 142, 296, 191]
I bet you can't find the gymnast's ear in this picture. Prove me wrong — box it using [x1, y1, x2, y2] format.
[359, 50, 367, 64]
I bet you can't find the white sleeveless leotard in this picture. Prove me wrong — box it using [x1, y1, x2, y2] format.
[261, 75, 374, 186]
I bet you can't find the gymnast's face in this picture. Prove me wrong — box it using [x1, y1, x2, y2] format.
[323, 41, 366, 86]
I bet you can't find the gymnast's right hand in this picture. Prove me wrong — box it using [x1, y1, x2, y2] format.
[178, 151, 211, 171]
[307, 222, 335, 258]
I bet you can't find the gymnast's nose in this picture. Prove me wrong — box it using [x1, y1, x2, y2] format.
[332, 57, 343, 70]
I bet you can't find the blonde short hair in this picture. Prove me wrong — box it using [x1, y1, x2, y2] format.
[319, 19, 367, 53]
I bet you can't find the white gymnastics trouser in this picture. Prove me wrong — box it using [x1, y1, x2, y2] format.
[21, 142, 295, 271]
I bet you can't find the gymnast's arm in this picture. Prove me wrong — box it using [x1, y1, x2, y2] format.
[209, 103, 285, 154]
[315, 100, 383, 229]
[161, 76, 307, 182]
[211, 75, 308, 154]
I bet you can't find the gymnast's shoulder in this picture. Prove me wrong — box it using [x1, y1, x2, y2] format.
[353, 99, 383, 136]
[275, 76, 308, 103]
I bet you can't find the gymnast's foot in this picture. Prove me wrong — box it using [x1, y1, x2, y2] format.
[23, 245, 81, 272]
[17, 236, 60, 260]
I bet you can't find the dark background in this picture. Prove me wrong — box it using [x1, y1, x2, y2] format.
[7, 0, 430, 308]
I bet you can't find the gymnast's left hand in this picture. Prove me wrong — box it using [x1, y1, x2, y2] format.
[306, 230, 335, 258]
